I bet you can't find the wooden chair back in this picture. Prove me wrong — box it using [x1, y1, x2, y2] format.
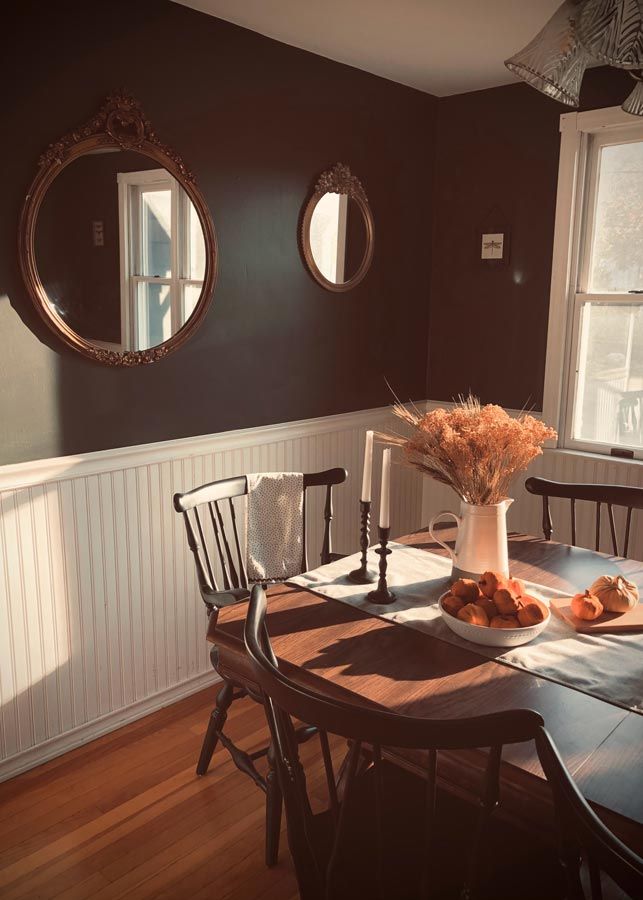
[525, 477, 643, 557]
[536, 726, 643, 900]
[174, 468, 346, 608]
[244, 583, 544, 899]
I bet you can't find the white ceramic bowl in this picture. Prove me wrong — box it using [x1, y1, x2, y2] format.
[438, 592, 550, 648]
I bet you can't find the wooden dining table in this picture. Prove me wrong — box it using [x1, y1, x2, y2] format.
[211, 527, 643, 854]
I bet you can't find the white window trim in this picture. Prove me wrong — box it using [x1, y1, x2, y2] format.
[542, 105, 643, 461]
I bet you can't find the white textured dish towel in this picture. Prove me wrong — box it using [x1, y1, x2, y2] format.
[287, 543, 643, 714]
[246, 472, 304, 583]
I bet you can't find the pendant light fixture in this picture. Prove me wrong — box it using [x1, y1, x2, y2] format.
[505, 0, 643, 116]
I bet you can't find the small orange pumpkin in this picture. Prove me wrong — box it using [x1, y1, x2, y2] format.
[570, 590, 603, 621]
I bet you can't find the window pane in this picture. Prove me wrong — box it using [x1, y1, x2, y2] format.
[589, 141, 643, 293]
[141, 189, 172, 277]
[182, 284, 201, 324]
[188, 202, 206, 281]
[573, 302, 643, 450]
[136, 282, 172, 350]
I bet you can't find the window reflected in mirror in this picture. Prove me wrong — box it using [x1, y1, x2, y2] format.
[118, 168, 205, 350]
[34, 149, 207, 353]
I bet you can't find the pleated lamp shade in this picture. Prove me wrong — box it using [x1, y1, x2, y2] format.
[504, 0, 591, 107]
[623, 77, 643, 116]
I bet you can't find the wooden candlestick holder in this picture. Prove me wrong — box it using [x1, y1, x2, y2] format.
[367, 527, 396, 605]
[347, 501, 377, 584]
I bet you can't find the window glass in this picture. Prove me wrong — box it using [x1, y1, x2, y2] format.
[182, 283, 201, 324]
[141, 189, 172, 278]
[589, 141, 643, 293]
[573, 302, 643, 450]
[136, 282, 172, 350]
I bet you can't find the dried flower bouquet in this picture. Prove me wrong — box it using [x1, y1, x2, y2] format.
[379, 395, 557, 506]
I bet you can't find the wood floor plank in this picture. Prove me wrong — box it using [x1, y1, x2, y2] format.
[0, 690, 300, 899]
[0, 686, 219, 823]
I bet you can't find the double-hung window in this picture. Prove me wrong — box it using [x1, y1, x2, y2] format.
[545, 108, 643, 460]
[117, 169, 205, 351]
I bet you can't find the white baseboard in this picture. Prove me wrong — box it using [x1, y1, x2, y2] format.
[0, 670, 220, 783]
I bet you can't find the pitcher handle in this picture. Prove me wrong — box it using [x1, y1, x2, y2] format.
[428, 510, 461, 562]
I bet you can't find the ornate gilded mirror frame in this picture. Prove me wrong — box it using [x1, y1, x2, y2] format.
[18, 91, 218, 365]
[301, 163, 374, 293]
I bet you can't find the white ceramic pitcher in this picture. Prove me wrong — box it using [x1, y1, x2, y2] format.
[428, 499, 513, 580]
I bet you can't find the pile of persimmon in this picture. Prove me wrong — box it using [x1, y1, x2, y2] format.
[442, 571, 548, 630]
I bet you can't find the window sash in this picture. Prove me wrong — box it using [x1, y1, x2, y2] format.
[578, 125, 643, 296]
[562, 293, 642, 459]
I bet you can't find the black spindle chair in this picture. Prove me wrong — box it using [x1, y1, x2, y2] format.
[244, 583, 549, 900]
[173, 467, 346, 868]
[536, 727, 643, 900]
[525, 477, 643, 557]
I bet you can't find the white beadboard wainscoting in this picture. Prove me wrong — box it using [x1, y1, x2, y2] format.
[0, 405, 423, 781]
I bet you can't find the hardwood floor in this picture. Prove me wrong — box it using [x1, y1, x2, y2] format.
[0, 685, 315, 899]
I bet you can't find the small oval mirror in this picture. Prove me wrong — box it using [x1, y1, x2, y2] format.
[301, 164, 374, 292]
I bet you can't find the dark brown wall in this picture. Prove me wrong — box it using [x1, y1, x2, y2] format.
[2, 0, 436, 465]
[427, 66, 633, 411]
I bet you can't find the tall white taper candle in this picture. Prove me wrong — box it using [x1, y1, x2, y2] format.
[379, 447, 391, 529]
[361, 430, 374, 502]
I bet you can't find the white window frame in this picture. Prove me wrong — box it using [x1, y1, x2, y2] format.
[117, 169, 203, 351]
[543, 106, 643, 461]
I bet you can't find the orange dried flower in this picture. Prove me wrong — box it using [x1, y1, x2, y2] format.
[377, 394, 557, 506]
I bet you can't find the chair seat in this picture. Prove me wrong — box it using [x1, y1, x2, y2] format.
[206, 587, 251, 608]
[305, 761, 566, 900]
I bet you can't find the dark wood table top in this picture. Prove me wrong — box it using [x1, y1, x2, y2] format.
[214, 528, 643, 848]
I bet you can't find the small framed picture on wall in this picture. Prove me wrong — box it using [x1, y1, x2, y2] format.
[479, 229, 510, 265]
[481, 233, 504, 259]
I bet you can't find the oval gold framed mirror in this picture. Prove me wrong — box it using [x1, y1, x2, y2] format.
[19, 91, 218, 365]
[301, 163, 374, 292]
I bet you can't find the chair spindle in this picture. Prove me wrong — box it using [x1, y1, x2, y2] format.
[208, 502, 231, 590]
[214, 500, 240, 589]
[228, 497, 248, 588]
[193, 508, 217, 594]
[624, 508, 633, 558]
[607, 504, 618, 556]
[542, 495, 553, 541]
[322, 484, 333, 565]
[571, 498, 576, 546]
[319, 731, 339, 824]
[182, 509, 217, 599]
[372, 743, 385, 894]
[325, 740, 362, 894]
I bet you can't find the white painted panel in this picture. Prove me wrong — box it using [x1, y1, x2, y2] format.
[0, 404, 428, 779]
